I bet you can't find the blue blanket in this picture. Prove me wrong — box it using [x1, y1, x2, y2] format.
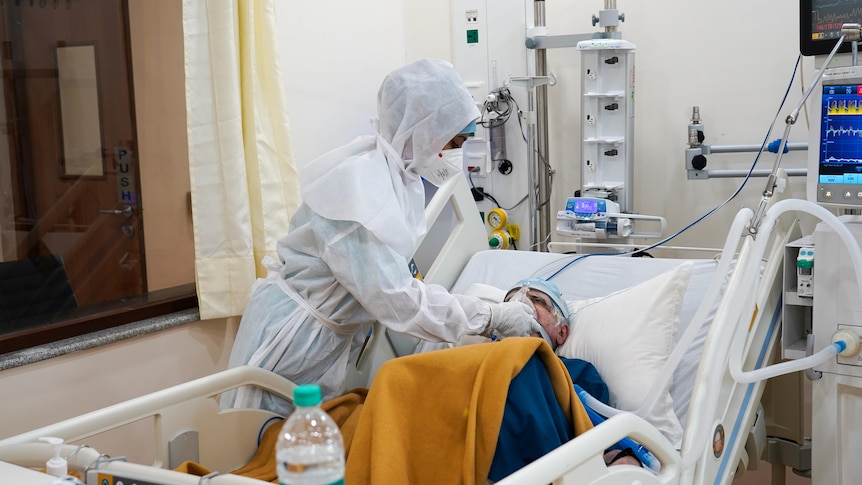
[488, 356, 609, 481]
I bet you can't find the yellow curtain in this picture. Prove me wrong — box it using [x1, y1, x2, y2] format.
[183, 0, 300, 319]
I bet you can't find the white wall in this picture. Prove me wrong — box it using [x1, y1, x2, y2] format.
[540, 1, 810, 255]
[273, 1, 455, 166]
[276, 0, 812, 255]
[274, 0, 406, 166]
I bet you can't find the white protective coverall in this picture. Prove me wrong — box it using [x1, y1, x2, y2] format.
[224, 59, 537, 415]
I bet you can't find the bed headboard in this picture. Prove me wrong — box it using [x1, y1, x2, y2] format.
[414, 174, 490, 288]
[342, 174, 490, 391]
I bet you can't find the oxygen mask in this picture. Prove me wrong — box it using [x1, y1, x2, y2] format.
[508, 287, 555, 348]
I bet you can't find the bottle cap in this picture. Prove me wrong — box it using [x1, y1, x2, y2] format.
[294, 384, 322, 407]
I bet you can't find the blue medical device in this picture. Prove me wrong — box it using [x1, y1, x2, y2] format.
[574, 384, 661, 473]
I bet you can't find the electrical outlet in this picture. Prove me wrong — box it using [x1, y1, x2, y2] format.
[466, 9, 478, 23]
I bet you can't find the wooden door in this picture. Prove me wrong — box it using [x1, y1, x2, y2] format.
[0, 0, 143, 310]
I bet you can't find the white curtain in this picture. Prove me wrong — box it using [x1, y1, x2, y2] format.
[183, 0, 300, 319]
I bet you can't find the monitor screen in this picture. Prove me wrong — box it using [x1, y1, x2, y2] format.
[574, 199, 599, 214]
[813, 77, 862, 204]
[800, 0, 862, 56]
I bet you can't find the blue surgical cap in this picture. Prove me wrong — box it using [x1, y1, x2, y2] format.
[459, 120, 477, 135]
[508, 278, 570, 324]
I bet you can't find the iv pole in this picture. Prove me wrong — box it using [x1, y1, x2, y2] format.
[534, 0, 551, 251]
[524, 0, 625, 250]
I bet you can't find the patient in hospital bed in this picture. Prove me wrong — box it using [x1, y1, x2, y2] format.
[346, 278, 642, 484]
[496, 278, 643, 474]
[186, 276, 647, 482]
[178, 278, 641, 484]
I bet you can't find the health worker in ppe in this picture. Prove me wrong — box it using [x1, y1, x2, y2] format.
[222, 59, 541, 416]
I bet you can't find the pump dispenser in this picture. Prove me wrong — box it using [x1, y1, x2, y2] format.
[39, 437, 67, 478]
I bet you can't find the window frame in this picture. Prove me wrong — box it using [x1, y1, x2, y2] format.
[0, 284, 197, 356]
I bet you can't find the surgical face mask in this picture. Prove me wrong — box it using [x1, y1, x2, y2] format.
[416, 148, 463, 186]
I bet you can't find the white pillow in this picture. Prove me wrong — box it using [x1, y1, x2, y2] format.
[462, 282, 507, 303]
[555, 261, 694, 448]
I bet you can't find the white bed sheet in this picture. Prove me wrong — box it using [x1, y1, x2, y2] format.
[449, 249, 722, 430]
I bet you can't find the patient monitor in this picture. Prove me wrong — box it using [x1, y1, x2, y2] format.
[802, 5, 862, 482]
[806, 65, 862, 208]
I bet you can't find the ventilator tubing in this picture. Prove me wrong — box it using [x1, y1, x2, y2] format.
[578, 385, 623, 420]
[728, 198, 862, 385]
[680, 199, 862, 470]
[730, 340, 844, 384]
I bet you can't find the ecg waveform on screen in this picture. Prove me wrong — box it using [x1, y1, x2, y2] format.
[812, 5, 862, 33]
[826, 125, 862, 137]
[814, 0, 862, 9]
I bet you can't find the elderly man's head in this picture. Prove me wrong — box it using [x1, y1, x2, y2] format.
[504, 278, 570, 348]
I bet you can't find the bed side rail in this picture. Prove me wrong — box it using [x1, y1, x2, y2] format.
[0, 366, 292, 472]
[417, 174, 490, 289]
[495, 412, 680, 485]
[683, 170, 797, 484]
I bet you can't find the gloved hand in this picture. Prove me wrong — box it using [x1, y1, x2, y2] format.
[485, 301, 542, 339]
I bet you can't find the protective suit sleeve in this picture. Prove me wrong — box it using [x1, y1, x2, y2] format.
[320, 219, 491, 343]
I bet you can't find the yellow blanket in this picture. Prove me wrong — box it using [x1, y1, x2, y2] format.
[177, 338, 592, 484]
[175, 389, 367, 483]
[344, 337, 594, 485]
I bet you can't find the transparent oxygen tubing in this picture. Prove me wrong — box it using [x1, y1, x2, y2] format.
[577, 209, 756, 428]
[634, 208, 753, 419]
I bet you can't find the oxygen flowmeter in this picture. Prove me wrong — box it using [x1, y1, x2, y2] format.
[486, 208, 518, 249]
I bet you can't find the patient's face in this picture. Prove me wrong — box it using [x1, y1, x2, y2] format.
[506, 288, 569, 347]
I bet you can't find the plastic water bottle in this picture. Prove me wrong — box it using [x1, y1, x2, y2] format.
[276, 384, 345, 485]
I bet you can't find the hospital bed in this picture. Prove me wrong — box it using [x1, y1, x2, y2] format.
[0, 171, 800, 484]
